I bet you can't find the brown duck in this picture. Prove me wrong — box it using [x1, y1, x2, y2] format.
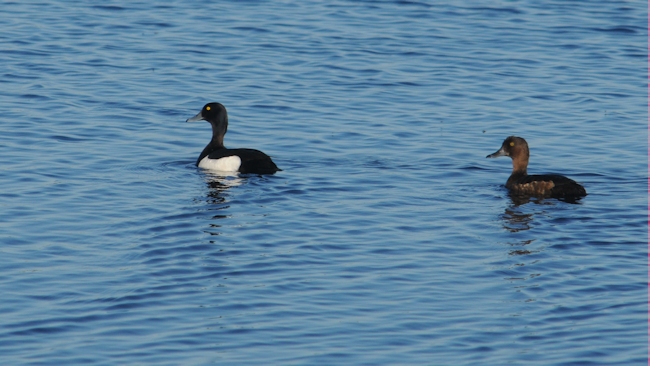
[487, 136, 587, 199]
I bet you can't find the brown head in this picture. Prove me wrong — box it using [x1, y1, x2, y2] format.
[486, 136, 530, 175]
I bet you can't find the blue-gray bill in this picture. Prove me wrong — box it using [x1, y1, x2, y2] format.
[186, 112, 204, 122]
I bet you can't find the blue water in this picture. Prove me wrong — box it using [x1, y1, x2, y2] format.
[1, 1, 647, 364]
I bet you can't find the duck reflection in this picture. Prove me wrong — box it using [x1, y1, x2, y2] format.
[500, 206, 533, 233]
[507, 239, 537, 256]
[497, 201, 554, 306]
[204, 171, 242, 204]
[201, 172, 243, 236]
[499, 204, 539, 256]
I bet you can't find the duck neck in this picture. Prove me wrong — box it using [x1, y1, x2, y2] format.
[209, 118, 228, 150]
[511, 152, 528, 176]
[197, 122, 226, 165]
[209, 133, 225, 150]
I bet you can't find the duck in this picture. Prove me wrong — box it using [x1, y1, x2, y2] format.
[186, 102, 280, 174]
[486, 136, 586, 199]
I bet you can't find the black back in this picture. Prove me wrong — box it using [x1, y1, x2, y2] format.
[204, 148, 281, 175]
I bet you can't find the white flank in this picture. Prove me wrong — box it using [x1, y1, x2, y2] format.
[198, 155, 242, 172]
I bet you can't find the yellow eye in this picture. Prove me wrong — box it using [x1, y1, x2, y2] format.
[509, 141, 515, 147]
[206, 106, 211, 111]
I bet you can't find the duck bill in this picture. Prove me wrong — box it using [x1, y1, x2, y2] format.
[186, 111, 204, 122]
[486, 147, 507, 158]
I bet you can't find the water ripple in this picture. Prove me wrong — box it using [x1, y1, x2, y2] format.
[0, 0, 646, 365]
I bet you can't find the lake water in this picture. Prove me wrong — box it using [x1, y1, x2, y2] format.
[0, 1, 647, 364]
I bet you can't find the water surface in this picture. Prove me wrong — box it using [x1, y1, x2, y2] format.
[0, 1, 646, 364]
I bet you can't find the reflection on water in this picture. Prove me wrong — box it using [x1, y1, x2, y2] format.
[500, 201, 544, 257]
[501, 207, 533, 233]
[204, 171, 242, 204]
[508, 239, 537, 256]
[202, 172, 243, 236]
